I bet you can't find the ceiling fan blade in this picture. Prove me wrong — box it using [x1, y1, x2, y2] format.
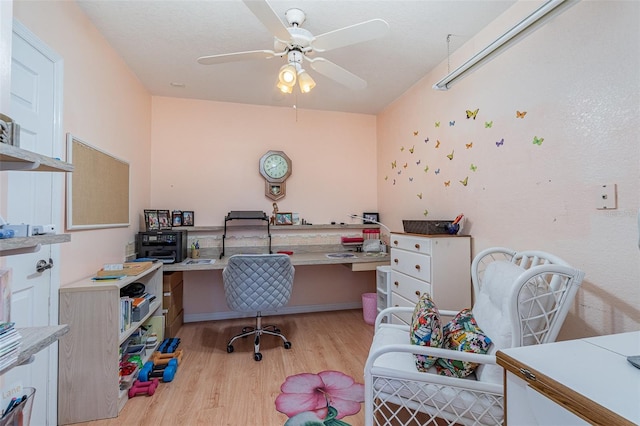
[243, 0, 291, 42]
[307, 57, 367, 90]
[197, 50, 278, 65]
[312, 19, 389, 52]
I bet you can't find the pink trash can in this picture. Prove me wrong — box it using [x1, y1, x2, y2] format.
[362, 293, 378, 325]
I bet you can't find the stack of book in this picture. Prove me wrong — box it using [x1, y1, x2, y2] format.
[0, 322, 21, 371]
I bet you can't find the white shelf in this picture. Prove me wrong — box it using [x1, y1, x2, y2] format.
[0, 325, 70, 376]
[0, 143, 73, 172]
[0, 234, 71, 257]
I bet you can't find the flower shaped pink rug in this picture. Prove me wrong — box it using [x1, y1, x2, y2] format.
[276, 370, 365, 425]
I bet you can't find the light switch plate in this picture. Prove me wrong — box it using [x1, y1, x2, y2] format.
[595, 184, 617, 210]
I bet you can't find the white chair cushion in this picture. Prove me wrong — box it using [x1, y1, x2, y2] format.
[473, 260, 525, 384]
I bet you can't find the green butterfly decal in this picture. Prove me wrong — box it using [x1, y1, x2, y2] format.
[470, 164, 478, 172]
[485, 121, 493, 128]
[533, 136, 544, 146]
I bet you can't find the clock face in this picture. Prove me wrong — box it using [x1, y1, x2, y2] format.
[259, 150, 291, 183]
[264, 154, 289, 179]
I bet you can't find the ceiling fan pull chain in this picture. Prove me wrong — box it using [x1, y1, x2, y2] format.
[446, 34, 452, 74]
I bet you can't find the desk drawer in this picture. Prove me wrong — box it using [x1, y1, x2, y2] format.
[390, 233, 432, 255]
[391, 248, 431, 282]
[391, 270, 432, 303]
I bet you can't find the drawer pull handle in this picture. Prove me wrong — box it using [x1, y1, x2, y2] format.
[394, 258, 399, 264]
[394, 281, 399, 287]
[393, 240, 399, 246]
[415, 264, 421, 271]
[415, 291, 421, 296]
[519, 368, 536, 381]
[415, 244, 420, 250]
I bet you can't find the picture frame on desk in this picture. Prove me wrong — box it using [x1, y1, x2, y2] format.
[182, 211, 194, 226]
[275, 212, 293, 225]
[157, 210, 171, 229]
[363, 212, 379, 224]
[144, 210, 159, 230]
[172, 210, 183, 227]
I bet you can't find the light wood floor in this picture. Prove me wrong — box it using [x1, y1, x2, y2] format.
[76, 309, 374, 425]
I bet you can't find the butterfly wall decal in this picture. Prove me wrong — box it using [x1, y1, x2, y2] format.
[532, 136, 544, 145]
[485, 121, 493, 128]
[447, 150, 454, 160]
[423, 165, 429, 173]
[516, 111, 527, 118]
[398, 170, 402, 175]
[466, 109, 479, 120]
[400, 146, 405, 152]
[465, 142, 473, 149]
[391, 160, 397, 168]
[409, 177, 414, 182]
[417, 193, 422, 199]
[444, 181, 451, 187]
[449, 120, 455, 126]
[423, 210, 429, 217]
[384, 176, 388, 180]
[435, 140, 441, 148]
[393, 179, 396, 185]
[435, 121, 440, 127]
[409, 145, 415, 154]
[470, 164, 478, 172]
[460, 176, 469, 186]
[413, 131, 419, 136]
[403, 163, 408, 168]
[496, 138, 504, 147]
[424, 137, 429, 143]
[435, 168, 440, 175]
[416, 159, 421, 165]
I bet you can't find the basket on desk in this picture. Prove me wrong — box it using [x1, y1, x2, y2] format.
[402, 220, 453, 235]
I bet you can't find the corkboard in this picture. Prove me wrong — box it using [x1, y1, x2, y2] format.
[66, 134, 129, 229]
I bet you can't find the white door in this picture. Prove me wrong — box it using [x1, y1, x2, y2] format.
[2, 20, 63, 426]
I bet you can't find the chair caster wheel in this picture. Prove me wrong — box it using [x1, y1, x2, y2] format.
[227, 345, 234, 353]
[284, 341, 292, 349]
[254, 352, 263, 361]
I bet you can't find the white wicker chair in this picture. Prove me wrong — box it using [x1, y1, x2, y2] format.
[364, 247, 585, 425]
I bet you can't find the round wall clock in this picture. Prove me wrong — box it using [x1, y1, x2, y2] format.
[259, 150, 292, 201]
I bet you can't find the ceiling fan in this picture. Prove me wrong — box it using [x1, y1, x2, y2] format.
[197, 0, 389, 94]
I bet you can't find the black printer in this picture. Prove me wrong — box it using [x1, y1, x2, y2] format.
[137, 230, 187, 263]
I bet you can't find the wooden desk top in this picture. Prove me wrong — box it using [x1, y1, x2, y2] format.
[163, 251, 390, 272]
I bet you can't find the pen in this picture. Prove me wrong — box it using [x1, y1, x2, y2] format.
[3, 397, 16, 418]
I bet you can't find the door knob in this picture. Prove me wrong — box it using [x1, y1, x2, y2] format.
[36, 258, 53, 273]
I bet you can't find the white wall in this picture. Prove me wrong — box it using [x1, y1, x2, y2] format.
[377, 1, 640, 339]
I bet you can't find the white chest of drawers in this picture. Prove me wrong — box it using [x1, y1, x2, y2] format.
[389, 233, 471, 324]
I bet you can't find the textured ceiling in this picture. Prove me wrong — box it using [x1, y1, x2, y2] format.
[77, 0, 516, 114]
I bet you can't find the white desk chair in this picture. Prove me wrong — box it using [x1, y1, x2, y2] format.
[364, 247, 585, 425]
[223, 254, 295, 361]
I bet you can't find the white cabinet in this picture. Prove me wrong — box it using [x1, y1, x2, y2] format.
[376, 265, 391, 320]
[497, 332, 639, 426]
[389, 233, 471, 325]
[58, 262, 163, 425]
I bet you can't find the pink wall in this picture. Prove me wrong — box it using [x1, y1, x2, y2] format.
[377, 1, 640, 338]
[150, 97, 379, 317]
[150, 97, 377, 225]
[13, 1, 152, 283]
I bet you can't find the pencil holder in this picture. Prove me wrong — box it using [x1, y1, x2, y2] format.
[1, 387, 35, 426]
[191, 249, 200, 259]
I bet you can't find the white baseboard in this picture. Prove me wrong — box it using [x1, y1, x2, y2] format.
[184, 302, 363, 323]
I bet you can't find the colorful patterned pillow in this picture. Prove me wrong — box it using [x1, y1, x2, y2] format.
[436, 308, 493, 378]
[410, 293, 443, 371]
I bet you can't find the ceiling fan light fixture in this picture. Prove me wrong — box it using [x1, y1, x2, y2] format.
[297, 70, 316, 93]
[277, 80, 293, 93]
[278, 64, 297, 85]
